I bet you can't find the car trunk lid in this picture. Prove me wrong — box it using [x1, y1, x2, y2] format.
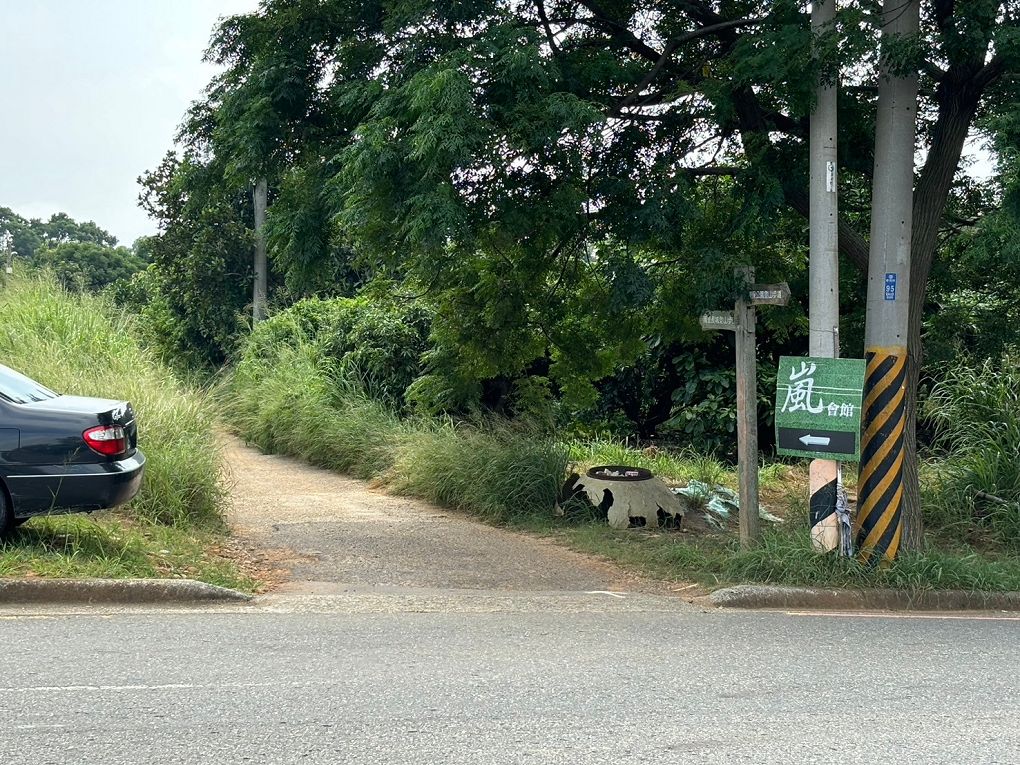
[20, 395, 138, 457]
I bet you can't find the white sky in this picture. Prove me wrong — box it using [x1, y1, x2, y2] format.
[0, 0, 259, 246]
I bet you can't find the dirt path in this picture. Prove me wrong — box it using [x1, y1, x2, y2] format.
[223, 436, 666, 598]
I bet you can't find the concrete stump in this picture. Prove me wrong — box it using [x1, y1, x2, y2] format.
[561, 466, 684, 529]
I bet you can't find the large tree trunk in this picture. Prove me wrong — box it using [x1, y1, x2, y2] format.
[900, 71, 986, 550]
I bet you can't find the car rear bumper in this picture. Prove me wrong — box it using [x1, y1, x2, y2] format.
[5, 450, 146, 518]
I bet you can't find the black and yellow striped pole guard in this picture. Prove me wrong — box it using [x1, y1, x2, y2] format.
[855, 347, 907, 564]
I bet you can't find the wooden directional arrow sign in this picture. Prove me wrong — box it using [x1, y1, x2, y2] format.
[748, 282, 791, 306]
[699, 310, 738, 331]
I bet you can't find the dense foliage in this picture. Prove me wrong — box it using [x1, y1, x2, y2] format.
[0, 207, 117, 259]
[925, 354, 1020, 552]
[34, 242, 146, 292]
[239, 292, 433, 408]
[134, 1, 1019, 543]
[127, 153, 255, 370]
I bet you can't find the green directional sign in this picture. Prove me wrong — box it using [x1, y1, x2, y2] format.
[775, 356, 866, 461]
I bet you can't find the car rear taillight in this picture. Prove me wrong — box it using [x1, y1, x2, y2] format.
[83, 425, 128, 457]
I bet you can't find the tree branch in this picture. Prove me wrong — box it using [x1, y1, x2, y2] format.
[973, 55, 1006, 91]
[921, 59, 947, 82]
[533, 1, 563, 59]
[612, 18, 764, 113]
[681, 166, 742, 176]
[574, 1, 665, 64]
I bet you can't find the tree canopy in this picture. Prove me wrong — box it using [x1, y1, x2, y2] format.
[139, 1, 1020, 544]
[0, 207, 119, 259]
[0, 206, 147, 292]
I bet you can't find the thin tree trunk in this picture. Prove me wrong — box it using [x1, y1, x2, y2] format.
[253, 178, 268, 324]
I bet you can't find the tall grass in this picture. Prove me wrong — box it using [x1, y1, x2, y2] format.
[0, 274, 223, 526]
[225, 343, 405, 479]
[389, 418, 568, 521]
[925, 355, 1020, 552]
[568, 439, 730, 486]
[547, 525, 1020, 591]
[719, 531, 1020, 591]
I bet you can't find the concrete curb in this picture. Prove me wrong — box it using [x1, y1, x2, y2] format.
[0, 578, 252, 605]
[702, 584, 1020, 612]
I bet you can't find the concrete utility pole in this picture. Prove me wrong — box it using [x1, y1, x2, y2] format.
[1, 231, 13, 278]
[808, 0, 843, 553]
[856, 0, 920, 564]
[253, 178, 268, 324]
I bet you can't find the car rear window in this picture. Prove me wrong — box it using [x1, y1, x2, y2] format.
[0, 364, 58, 404]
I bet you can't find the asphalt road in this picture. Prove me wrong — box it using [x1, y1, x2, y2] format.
[1, 601, 1017, 764]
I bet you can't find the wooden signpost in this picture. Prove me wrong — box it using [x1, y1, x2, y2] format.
[700, 268, 791, 548]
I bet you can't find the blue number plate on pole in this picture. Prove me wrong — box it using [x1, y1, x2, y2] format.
[884, 273, 897, 300]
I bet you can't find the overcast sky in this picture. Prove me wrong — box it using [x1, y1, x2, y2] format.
[0, 0, 259, 246]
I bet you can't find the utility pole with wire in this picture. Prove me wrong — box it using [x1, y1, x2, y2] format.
[808, 0, 844, 553]
[856, 0, 920, 564]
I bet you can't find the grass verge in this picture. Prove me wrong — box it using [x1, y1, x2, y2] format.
[521, 522, 1020, 592]
[0, 513, 258, 591]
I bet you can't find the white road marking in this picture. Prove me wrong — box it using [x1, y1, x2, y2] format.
[585, 590, 627, 599]
[784, 610, 1020, 621]
[0, 680, 328, 695]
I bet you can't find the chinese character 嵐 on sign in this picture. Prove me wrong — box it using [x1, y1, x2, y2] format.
[780, 361, 824, 414]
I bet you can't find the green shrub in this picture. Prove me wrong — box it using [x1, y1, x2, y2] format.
[389, 419, 569, 522]
[238, 294, 432, 408]
[0, 274, 224, 526]
[226, 341, 406, 479]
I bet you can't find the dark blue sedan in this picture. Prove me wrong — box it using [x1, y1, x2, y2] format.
[0, 364, 145, 534]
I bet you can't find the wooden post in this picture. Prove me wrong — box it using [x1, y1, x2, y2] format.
[734, 267, 761, 547]
[701, 274, 788, 547]
[253, 178, 268, 324]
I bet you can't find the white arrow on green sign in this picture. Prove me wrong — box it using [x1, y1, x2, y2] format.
[800, 434, 831, 446]
[774, 356, 866, 461]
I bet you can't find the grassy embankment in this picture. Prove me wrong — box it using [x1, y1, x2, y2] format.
[0, 275, 255, 590]
[225, 336, 1020, 592]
